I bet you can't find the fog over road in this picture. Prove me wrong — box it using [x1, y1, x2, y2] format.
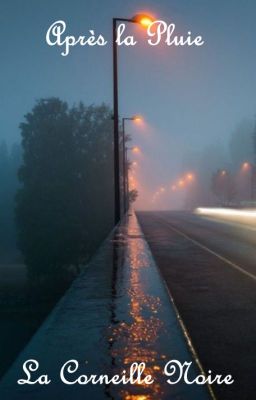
[137, 211, 256, 400]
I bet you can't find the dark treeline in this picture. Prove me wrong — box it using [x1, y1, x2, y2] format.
[15, 98, 114, 284]
[0, 141, 21, 261]
[0, 99, 116, 377]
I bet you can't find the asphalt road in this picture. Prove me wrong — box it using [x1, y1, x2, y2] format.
[136, 211, 256, 400]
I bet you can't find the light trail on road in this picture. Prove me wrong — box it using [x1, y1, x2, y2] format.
[195, 207, 256, 227]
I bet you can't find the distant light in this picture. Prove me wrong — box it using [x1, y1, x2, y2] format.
[132, 146, 140, 154]
[160, 187, 165, 193]
[242, 162, 251, 171]
[220, 170, 227, 176]
[178, 179, 185, 187]
[186, 173, 195, 181]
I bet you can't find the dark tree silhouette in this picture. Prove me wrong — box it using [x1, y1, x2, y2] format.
[16, 98, 114, 282]
[0, 141, 21, 260]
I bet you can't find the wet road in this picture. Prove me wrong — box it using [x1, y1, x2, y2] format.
[137, 211, 256, 400]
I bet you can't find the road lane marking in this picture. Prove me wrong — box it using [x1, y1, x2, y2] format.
[156, 217, 256, 283]
[162, 279, 218, 400]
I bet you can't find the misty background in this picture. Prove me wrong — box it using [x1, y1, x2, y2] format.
[1, 1, 256, 208]
[1, 0, 256, 376]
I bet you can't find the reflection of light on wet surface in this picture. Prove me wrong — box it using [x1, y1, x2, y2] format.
[108, 215, 168, 399]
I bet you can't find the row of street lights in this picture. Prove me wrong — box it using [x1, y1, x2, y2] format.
[151, 162, 255, 207]
[152, 172, 196, 203]
[171, 173, 195, 192]
[112, 13, 154, 224]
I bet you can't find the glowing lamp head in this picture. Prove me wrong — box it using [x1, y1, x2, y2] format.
[132, 146, 140, 154]
[139, 17, 153, 27]
[178, 180, 185, 187]
[186, 173, 194, 182]
[132, 13, 154, 27]
[242, 162, 250, 171]
[221, 170, 227, 176]
[132, 115, 142, 122]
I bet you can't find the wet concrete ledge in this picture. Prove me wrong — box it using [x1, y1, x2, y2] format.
[0, 212, 213, 400]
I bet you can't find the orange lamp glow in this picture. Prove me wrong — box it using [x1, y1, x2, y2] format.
[242, 162, 250, 171]
[140, 17, 153, 27]
[132, 13, 154, 27]
[186, 173, 195, 182]
[132, 146, 140, 154]
[178, 179, 185, 187]
[133, 115, 142, 122]
[221, 170, 227, 176]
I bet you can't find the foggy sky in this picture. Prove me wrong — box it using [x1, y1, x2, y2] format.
[1, 0, 256, 209]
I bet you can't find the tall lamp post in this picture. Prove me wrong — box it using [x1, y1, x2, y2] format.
[253, 118, 256, 202]
[125, 145, 141, 209]
[112, 13, 153, 224]
[242, 162, 255, 202]
[122, 116, 141, 213]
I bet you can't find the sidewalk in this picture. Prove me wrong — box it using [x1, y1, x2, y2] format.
[0, 212, 213, 400]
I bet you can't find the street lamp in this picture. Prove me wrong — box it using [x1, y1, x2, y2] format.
[131, 146, 141, 154]
[112, 13, 154, 224]
[132, 14, 154, 27]
[242, 162, 250, 171]
[125, 145, 141, 156]
[241, 161, 255, 201]
[125, 145, 141, 209]
[122, 116, 142, 213]
[186, 173, 195, 182]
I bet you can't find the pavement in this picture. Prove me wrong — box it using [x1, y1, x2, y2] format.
[137, 210, 256, 400]
[0, 211, 212, 400]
